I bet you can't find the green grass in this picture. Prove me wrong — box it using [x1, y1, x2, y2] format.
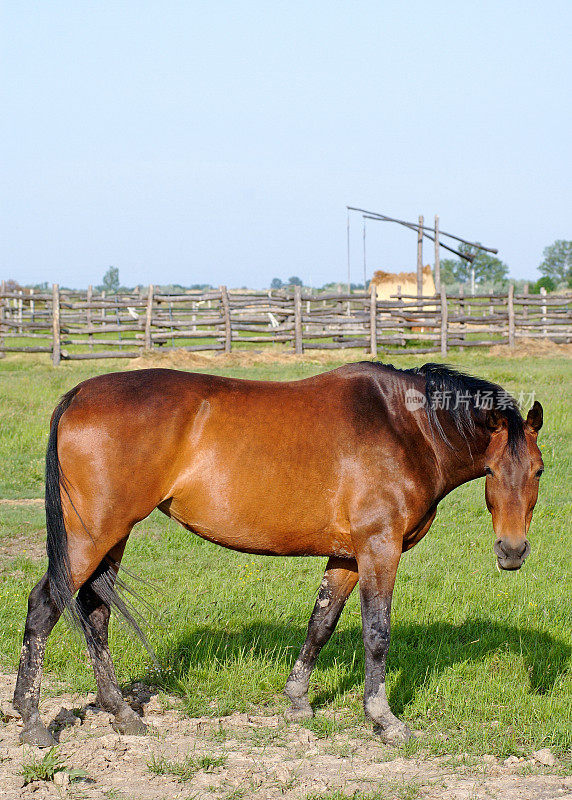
[147, 752, 227, 781]
[0, 351, 570, 762]
[19, 746, 86, 785]
[305, 784, 421, 800]
[20, 748, 65, 785]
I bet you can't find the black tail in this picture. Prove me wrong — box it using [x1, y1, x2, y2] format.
[45, 388, 158, 663]
[45, 387, 81, 619]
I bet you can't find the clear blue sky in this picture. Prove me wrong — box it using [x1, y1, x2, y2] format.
[2, 1, 570, 289]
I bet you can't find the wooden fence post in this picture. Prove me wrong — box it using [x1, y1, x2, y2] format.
[417, 215, 424, 298]
[52, 283, 61, 366]
[523, 282, 528, 319]
[434, 215, 440, 293]
[0, 280, 5, 359]
[397, 284, 406, 346]
[440, 285, 448, 356]
[294, 285, 303, 354]
[144, 284, 154, 351]
[458, 285, 465, 349]
[508, 283, 515, 349]
[220, 285, 232, 353]
[540, 287, 547, 338]
[369, 283, 377, 356]
[18, 290, 23, 333]
[87, 284, 93, 350]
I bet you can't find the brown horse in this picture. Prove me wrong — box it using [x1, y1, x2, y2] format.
[13, 362, 544, 747]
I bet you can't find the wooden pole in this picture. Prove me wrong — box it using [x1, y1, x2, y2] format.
[346, 209, 351, 294]
[434, 215, 440, 293]
[508, 283, 515, 349]
[397, 285, 405, 346]
[87, 284, 93, 350]
[144, 284, 154, 351]
[417, 215, 424, 298]
[523, 282, 528, 319]
[52, 283, 61, 366]
[0, 280, 5, 359]
[440, 285, 448, 356]
[294, 284, 303, 354]
[363, 219, 367, 289]
[459, 285, 465, 350]
[220, 285, 232, 353]
[18, 291, 23, 333]
[540, 286, 547, 338]
[369, 283, 377, 356]
[349, 206, 498, 253]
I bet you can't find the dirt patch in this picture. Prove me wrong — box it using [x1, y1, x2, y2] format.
[0, 528, 45, 563]
[127, 347, 372, 371]
[485, 339, 572, 358]
[0, 673, 569, 800]
[0, 499, 43, 506]
[127, 340, 572, 372]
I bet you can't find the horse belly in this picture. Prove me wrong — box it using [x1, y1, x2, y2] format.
[164, 475, 353, 558]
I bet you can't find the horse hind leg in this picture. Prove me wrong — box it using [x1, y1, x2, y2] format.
[76, 539, 147, 736]
[284, 557, 358, 721]
[13, 573, 61, 746]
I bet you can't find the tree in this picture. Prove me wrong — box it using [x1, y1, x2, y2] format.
[270, 277, 283, 289]
[539, 240, 572, 286]
[2, 278, 23, 293]
[287, 276, 303, 286]
[532, 276, 556, 293]
[439, 243, 508, 286]
[102, 266, 120, 294]
[439, 259, 460, 285]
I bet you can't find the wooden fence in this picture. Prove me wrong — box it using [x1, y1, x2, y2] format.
[0, 284, 570, 365]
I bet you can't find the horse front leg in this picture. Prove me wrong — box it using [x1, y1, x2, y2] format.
[357, 537, 410, 744]
[284, 556, 358, 721]
[13, 573, 61, 746]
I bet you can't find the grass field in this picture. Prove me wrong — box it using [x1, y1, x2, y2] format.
[0, 350, 570, 764]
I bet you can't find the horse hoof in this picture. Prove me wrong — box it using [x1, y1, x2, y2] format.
[112, 713, 147, 736]
[20, 724, 58, 748]
[284, 704, 314, 722]
[374, 721, 412, 746]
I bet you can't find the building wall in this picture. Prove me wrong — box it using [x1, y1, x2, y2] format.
[371, 266, 436, 300]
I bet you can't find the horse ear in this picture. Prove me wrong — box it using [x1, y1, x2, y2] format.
[485, 408, 506, 433]
[526, 401, 543, 433]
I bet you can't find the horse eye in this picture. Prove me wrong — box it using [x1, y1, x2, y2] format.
[535, 468, 544, 478]
[484, 466, 493, 477]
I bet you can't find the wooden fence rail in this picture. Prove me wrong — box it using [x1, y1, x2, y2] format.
[0, 284, 570, 365]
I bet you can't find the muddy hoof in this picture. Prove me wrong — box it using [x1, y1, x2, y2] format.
[373, 720, 412, 746]
[284, 703, 314, 722]
[112, 711, 147, 736]
[20, 723, 58, 748]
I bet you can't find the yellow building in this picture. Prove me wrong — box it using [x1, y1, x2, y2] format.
[370, 265, 436, 299]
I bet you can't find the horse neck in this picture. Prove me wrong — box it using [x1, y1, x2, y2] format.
[428, 409, 489, 494]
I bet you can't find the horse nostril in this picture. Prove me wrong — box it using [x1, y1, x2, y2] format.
[520, 540, 531, 559]
[494, 539, 508, 559]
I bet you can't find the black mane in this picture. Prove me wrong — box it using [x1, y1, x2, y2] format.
[373, 361, 525, 454]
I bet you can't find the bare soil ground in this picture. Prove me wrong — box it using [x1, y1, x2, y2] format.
[126, 340, 572, 372]
[485, 339, 571, 359]
[126, 347, 374, 371]
[1, 673, 570, 800]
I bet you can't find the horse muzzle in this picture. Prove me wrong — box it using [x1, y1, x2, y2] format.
[494, 538, 531, 571]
